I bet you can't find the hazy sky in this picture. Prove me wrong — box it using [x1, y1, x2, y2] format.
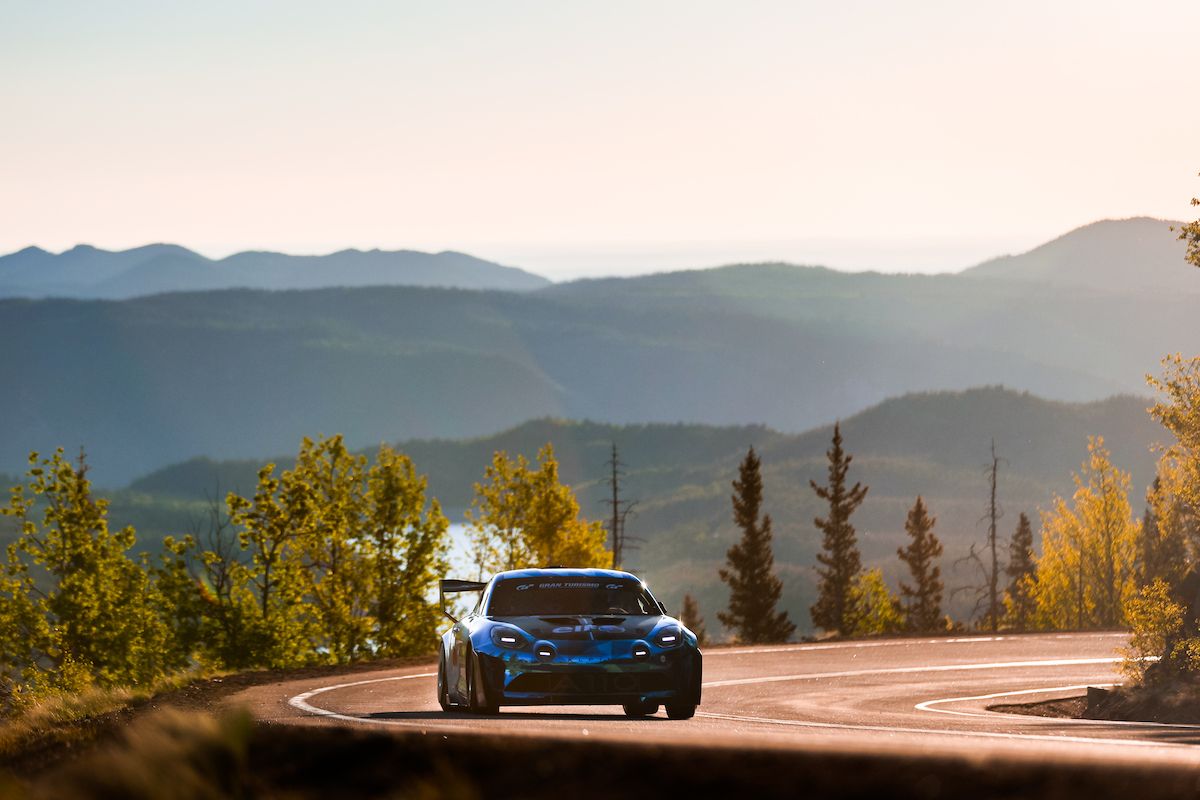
[2, 1, 1197, 278]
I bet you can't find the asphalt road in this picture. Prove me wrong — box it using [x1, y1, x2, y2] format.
[233, 632, 1200, 768]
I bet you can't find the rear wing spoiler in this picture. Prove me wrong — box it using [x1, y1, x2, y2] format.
[439, 579, 487, 622]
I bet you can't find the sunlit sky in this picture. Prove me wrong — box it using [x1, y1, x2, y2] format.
[2, 1, 1197, 279]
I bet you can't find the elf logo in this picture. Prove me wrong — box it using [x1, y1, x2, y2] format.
[549, 674, 639, 693]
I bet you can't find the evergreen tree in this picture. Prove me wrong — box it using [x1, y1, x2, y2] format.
[680, 593, 708, 646]
[1138, 473, 1189, 590]
[1150, 355, 1200, 518]
[810, 424, 869, 636]
[718, 447, 795, 643]
[1003, 512, 1037, 631]
[897, 496, 944, 633]
[1140, 480, 1162, 587]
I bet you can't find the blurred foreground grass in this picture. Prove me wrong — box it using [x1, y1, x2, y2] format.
[0, 672, 205, 774]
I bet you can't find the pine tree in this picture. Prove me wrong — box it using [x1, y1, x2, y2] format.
[897, 496, 944, 633]
[1138, 474, 1189, 590]
[810, 424, 868, 636]
[718, 447, 795, 643]
[680, 593, 709, 646]
[1003, 512, 1037, 631]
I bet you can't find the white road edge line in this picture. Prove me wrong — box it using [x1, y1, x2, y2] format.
[916, 684, 1117, 718]
[705, 632, 1126, 658]
[289, 672, 438, 729]
[701, 657, 1123, 688]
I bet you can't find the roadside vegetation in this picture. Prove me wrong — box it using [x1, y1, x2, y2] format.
[0, 438, 608, 724]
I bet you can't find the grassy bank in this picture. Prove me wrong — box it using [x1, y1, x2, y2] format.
[0, 657, 434, 786]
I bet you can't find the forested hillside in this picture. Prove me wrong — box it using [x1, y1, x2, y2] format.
[2, 217, 1194, 487]
[103, 387, 1166, 633]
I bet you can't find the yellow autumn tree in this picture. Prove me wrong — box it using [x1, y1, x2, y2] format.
[1149, 354, 1200, 518]
[222, 435, 449, 667]
[468, 444, 609, 575]
[0, 450, 174, 708]
[366, 444, 449, 656]
[850, 568, 905, 636]
[1177, 173, 1200, 269]
[1033, 437, 1140, 630]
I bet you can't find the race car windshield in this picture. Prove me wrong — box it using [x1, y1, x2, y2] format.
[487, 578, 660, 616]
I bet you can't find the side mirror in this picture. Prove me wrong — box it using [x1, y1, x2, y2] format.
[439, 579, 488, 623]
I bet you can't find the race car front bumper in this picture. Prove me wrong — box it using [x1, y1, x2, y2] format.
[475, 642, 702, 707]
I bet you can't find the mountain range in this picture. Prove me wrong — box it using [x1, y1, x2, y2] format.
[0, 216, 1195, 486]
[0, 244, 549, 298]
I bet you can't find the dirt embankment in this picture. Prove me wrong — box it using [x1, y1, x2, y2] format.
[994, 683, 1200, 725]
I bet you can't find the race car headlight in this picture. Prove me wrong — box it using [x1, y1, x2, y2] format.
[655, 626, 682, 648]
[490, 626, 529, 650]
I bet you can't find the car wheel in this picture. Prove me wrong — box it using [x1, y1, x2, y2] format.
[622, 700, 659, 718]
[665, 702, 696, 720]
[467, 650, 499, 715]
[437, 652, 452, 712]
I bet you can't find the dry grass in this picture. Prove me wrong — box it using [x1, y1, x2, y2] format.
[32, 709, 254, 800]
[0, 671, 205, 774]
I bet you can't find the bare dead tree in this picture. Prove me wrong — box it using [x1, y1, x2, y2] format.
[953, 441, 1006, 631]
[602, 442, 641, 570]
[190, 484, 238, 603]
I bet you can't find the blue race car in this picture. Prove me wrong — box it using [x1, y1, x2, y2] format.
[436, 568, 702, 719]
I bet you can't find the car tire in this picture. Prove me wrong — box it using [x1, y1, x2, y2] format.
[622, 700, 659, 718]
[437, 652, 452, 712]
[665, 702, 696, 720]
[467, 650, 499, 715]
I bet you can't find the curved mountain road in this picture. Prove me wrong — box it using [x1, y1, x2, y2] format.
[231, 632, 1200, 768]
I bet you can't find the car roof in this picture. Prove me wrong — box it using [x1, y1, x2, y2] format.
[491, 567, 641, 582]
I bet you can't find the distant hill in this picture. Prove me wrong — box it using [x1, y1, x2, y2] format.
[964, 217, 1196, 294]
[114, 387, 1168, 634]
[0, 244, 550, 298]
[1, 216, 1197, 485]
